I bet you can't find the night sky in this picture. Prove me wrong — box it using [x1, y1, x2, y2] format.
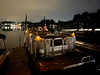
[0, 0, 100, 22]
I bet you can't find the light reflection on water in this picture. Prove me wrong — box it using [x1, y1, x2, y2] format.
[0, 29, 24, 49]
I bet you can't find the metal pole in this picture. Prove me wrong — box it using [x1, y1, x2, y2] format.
[52, 40, 54, 57]
[62, 39, 64, 54]
[19, 34, 21, 47]
[3, 41, 6, 50]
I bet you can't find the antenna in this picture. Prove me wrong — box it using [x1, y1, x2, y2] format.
[44, 16, 46, 24]
[25, 14, 27, 26]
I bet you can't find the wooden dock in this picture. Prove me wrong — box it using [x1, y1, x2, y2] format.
[5, 47, 31, 75]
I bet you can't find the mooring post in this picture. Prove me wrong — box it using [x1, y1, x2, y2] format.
[19, 34, 21, 47]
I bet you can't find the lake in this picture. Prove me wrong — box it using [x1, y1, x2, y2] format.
[0, 28, 86, 49]
[0, 28, 75, 49]
[0, 29, 24, 49]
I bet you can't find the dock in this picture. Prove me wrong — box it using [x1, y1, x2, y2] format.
[0, 47, 38, 75]
[5, 47, 31, 75]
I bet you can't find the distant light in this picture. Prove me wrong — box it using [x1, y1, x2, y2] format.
[8, 26, 9, 29]
[7, 19, 9, 21]
[17, 25, 21, 27]
[95, 29, 100, 31]
[5, 26, 7, 29]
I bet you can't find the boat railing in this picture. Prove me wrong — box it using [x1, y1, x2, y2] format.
[81, 55, 93, 62]
[42, 38, 69, 57]
[38, 62, 61, 72]
[24, 32, 76, 58]
[0, 50, 9, 69]
[52, 38, 64, 56]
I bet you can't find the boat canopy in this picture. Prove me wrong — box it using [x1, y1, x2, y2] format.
[0, 34, 6, 40]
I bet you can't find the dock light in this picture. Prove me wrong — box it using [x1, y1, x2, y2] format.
[35, 35, 42, 42]
[71, 32, 75, 36]
[29, 33, 32, 37]
[25, 30, 28, 34]
[60, 31, 62, 34]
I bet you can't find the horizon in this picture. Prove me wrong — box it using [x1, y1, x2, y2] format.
[0, 9, 100, 23]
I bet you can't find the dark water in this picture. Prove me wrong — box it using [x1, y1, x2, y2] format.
[0, 29, 24, 49]
[0, 28, 75, 49]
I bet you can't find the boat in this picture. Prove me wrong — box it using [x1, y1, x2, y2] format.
[0, 34, 9, 70]
[24, 28, 96, 74]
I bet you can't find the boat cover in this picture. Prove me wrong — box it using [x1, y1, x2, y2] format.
[0, 34, 6, 40]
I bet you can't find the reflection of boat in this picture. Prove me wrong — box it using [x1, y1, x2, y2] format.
[24, 29, 96, 74]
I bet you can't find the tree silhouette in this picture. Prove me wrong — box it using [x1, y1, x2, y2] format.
[88, 13, 97, 32]
[97, 9, 100, 28]
[73, 14, 82, 30]
[82, 12, 89, 29]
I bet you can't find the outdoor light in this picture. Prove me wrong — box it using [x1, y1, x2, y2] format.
[29, 33, 32, 37]
[60, 31, 62, 34]
[35, 35, 42, 42]
[25, 30, 28, 34]
[71, 32, 75, 36]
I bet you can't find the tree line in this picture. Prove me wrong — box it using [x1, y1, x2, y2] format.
[25, 9, 100, 31]
[73, 9, 100, 31]
[1, 9, 100, 32]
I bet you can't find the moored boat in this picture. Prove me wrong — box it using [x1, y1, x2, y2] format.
[24, 28, 96, 74]
[0, 34, 9, 70]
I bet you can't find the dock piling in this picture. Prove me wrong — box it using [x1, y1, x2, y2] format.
[19, 34, 21, 47]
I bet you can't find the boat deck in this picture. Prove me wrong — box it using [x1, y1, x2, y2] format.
[34, 50, 90, 73]
[1, 47, 96, 75]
